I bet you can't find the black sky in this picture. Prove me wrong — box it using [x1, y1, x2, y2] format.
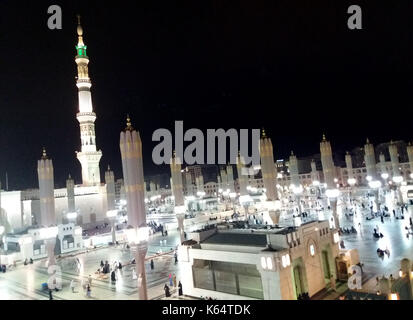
[0, 0, 412, 190]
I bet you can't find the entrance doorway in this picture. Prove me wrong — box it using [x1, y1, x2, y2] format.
[293, 265, 304, 296]
[322, 250, 331, 280]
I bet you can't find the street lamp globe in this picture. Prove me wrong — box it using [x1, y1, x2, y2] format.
[368, 180, 382, 189]
[393, 176, 403, 184]
[381, 173, 389, 180]
[347, 178, 356, 186]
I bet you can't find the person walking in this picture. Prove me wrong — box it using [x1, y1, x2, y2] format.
[169, 273, 173, 286]
[150, 259, 154, 270]
[164, 284, 170, 297]
[86, 284, 91, 298]
[178, 281, 183, 296]
[49, 289, 53, 300]
[88, 274, 93, 286]
[174, 251, 178, 264]
[70, 279, 76, 293]
[173, 274, 177, 287]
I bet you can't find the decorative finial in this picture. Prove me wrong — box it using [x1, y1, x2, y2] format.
[173, 150, 176, 158]
[322, 134, 326, 141]
[68, 174, 71, 179]
[262, 128, 266, 138]
[409, 142, 412, 146]
[366, 138, 370, 144]
[41, 147, 48, 160]
[107, 165, 111, 171]
[291, 150, 294, 156]
[125, 114, 134, 131]
[346, 151, 349, 155]
[76, 14, 83, 37]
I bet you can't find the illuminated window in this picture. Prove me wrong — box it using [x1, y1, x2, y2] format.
[266, 257, 273, 270]
[261, 257, 267, 269]
[310, 244, 315, 256]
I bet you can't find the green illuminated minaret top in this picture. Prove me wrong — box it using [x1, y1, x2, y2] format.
[76, 15, 88, 58]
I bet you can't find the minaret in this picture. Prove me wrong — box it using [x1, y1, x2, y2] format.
[220, 167, 228, 191]
[407, 143, 413, 175]
[66, 174, 75, 220]
[311, 159, 319, 182]
[345, 152, 354, 182]
[75, 15, 102, 186]
[37, 148, 57, 266]
[364, 139, 380, 210]
[170, 151, 186, 244]
[119, 116, 148, 300]
[260, 130, 277, 201]
[320, 134, 335, 188]
[388, 141, 401, 178]
[364, 138, 377, 181]
[196, 175, 204, 193]
[379, 153, 387, 176]
[184, 170, 194, 196]
[289, 151, 300, 187]
[105, 166, 115, 211]
[320, 135, 340, 228]
[259, 130, 281, 225]
[236, 153, 248, 196]
[289, 151, 302, 216]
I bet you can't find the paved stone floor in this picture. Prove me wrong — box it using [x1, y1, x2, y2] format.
[1, 193, 412, 300]
[0, 231, 185, 300]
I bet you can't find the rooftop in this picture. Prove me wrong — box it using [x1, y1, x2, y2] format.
[201, 231, 267, 247]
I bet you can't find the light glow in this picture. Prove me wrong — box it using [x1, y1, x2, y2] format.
[347, 178, 356, 186]
[66, 212, 78, 220]
[368, 180, 382, 189]
[106, 210, 118, 218]
[310, 244, 315, 256]
[266, 257, 273, 270]
[261, 256, 267, 269]
[325, 189, 340, 199]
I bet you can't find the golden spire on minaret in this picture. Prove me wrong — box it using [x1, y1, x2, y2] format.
[76, 14, 85, 46]
[261, 128, 266, 138]
[125, 114, 134, 131]
[41, 147, 48, 160]
[322, 134, 326, 141]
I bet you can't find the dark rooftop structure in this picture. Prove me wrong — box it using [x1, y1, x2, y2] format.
[201, 232, 267, 247]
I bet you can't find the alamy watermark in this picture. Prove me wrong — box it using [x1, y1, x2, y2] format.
[152, 121, 260, 170]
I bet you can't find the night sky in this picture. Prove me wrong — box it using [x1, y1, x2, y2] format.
[0, 0, 412, 190]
